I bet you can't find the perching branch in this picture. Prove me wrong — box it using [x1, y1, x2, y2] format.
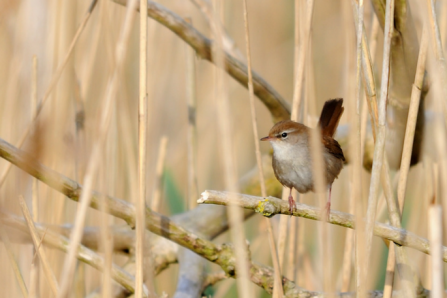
[198, 190, 447, 263]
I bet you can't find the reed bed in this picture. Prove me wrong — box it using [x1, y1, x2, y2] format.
[0, 0, 446, 297]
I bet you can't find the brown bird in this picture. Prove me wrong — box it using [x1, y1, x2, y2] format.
[260, 98, 345, 218]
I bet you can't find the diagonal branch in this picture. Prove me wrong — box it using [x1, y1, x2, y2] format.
[112, 0, 291, 122]
[198, 190, 447, 264]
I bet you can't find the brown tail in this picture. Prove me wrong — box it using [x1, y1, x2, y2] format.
[318, 98, 344, 137]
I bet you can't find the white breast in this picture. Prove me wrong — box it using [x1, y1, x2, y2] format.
[271, 139, 314, 193]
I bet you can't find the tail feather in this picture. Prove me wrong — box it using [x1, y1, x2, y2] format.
[318, 98, 344, 137]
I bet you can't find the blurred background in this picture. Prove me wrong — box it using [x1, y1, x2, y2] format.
[0, 0, 446, 297]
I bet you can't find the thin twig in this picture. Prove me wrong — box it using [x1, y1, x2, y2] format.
[0, 228, 28, 297]
[18, 195, 59, 296]
[151, 136, 168, 212]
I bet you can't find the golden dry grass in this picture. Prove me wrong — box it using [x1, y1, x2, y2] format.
[0, 0, 446, 297]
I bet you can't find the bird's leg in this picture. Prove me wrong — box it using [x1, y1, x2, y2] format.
[325, 186, 332, 220]
[288, 187, 296, 214]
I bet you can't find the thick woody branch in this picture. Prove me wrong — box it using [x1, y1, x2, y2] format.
[199, 190, 447, 263]
[112, 0, 290, 123]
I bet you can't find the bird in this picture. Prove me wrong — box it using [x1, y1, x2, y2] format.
[260, 98, 345, 219]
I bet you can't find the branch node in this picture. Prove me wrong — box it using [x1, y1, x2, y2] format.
[254, 198, 276, 218]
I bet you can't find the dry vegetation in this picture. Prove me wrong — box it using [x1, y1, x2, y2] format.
[0, 0, 446, 297]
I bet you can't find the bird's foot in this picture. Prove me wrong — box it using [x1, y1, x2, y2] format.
[288, 195, 296, 214]
[321, 201, 331, 221]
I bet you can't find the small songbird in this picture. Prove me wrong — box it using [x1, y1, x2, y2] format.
[260, 98, 345, 218]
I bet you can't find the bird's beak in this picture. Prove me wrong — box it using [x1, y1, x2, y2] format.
[260, 136, 273, 141]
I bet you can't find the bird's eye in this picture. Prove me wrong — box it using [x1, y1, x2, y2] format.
[281, 132, 288, 138]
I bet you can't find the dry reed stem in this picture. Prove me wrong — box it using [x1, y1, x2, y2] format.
[56, 0, 140, 297]
[428, 205, 444, 298]
[355, 0, 364, 114]
[0, 227, 28, 297]
[352, 1, 422, 295]
[301, 6, 331, 291]
[382, 243, 395, 298]
[340, 204, 354, 292]
[30, 54, 40, 298]
[98, 199, 112, 298]
[241, 0, 283, 296]
[308, 127, 330, 292]
[360, 16, 379, 162]
[185, 29, 199, 210]
[290, 0, 314, 120]
[278, 0, 302, 284]
[427, 0, 447, 120]
[426, 0, 447, 205]
[352, 0, 365, 295]
[0, 0, 98, 190]
[31, 55, 38, 222]
[277, 189, 290, 273]
[427, 0, 444, 60]
[382, 28, 428, 298]
[351, 1, 379, 129]
[0, 212, 148, 296]
[277, 211, 288, 269]
[397, 30, 427, 211]
[364, 0, 394, 288]
[286, 216, 298, 281]
[18, 195, 59, 296]
[151, 136, 168, 212]
[341, 8, 357, 284]
[212, 0, 252, 296]
[136, 0, 148, 296]
[381, 160, 421, 296]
